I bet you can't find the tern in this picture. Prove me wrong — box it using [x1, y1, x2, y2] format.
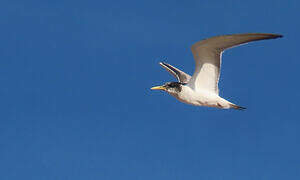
[151, 33, 283, 110]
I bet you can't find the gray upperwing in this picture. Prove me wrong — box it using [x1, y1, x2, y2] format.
[159, 62, 191, 83]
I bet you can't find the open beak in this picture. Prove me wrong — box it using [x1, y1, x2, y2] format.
[150, 86, 166, 91]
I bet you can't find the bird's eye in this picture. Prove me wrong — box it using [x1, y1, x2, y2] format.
[169, 83, 176, 87]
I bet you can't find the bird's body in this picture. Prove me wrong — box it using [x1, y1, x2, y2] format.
[166, 83, 233, 109]
[151, 33, 283, 110]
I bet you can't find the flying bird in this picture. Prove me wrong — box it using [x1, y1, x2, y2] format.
[151, 33, 283, 110]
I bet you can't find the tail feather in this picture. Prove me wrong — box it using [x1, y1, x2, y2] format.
[230, 104, 246, 110]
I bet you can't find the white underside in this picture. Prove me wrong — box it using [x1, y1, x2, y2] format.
[168, 85, 233, 109]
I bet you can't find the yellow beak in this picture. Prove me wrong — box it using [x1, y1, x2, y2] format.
[150, 86, 166, 91]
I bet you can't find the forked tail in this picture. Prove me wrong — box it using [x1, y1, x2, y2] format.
[230, 104, 246, 110]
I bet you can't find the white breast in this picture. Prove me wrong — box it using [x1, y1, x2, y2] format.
[169, 85, 231, 108]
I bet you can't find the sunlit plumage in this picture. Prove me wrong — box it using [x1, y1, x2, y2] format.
[151, 33, 283, 110]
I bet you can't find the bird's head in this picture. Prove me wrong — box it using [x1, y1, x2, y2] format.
[151, 82, 185, 94]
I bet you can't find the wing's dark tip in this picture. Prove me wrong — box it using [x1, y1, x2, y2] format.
[272, 34, 283, 38]
[160, 62, 173, 70]
[159, 62, 170, 69]
[255, 33, 283, 40]
[159, 62, 168, 67]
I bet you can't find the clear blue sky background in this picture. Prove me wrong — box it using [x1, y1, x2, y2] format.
[0, 0, 299, 179]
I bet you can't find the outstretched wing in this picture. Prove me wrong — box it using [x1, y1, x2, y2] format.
[188, 33, 283, 94]
[159, 62, 191, 83]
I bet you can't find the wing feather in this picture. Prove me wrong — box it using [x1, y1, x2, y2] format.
[188, 33, 283, 94]
[159, 62, 191, 83]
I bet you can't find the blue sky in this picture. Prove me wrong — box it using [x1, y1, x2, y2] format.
[0, 0, 299, 179]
